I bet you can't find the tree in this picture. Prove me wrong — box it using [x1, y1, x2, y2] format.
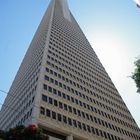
[132, 58, 140, 93]
[0, 124, 48, 140]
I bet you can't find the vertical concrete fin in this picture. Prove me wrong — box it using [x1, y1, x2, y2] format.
[59, 0, 72, 22]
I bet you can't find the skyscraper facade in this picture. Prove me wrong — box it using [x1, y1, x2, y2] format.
[0, 0, 140, 140]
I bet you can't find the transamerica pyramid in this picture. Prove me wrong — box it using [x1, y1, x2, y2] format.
[0, 0, 140, 140]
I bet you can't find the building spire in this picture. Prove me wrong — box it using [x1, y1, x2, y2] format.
[59, 0, 71, 22]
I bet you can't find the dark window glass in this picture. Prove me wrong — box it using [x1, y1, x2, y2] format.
[94, 117, 97, 124]
[78, 121, 82, 129]
[59, 102, 63, 109]
[100, 130, 104, 137]
[54, 72, 57, 77]
[49, 97, 53, 104]
[63, 116, 67, 123]
[77, 110, 81, 117]
[64, 104, 68, 111]
[46, 68, 49, 72]
[58, 113, 61, 121]
[52, 111, 56, 119]
[50, 70, 53, 74]
[40, 107, 45, 115]
[73, 108, 77, 115]
[75, 99, 78, 104]
[42, 95, 47, 102]
[46, 109, 51, 117]
[48, 86, 52, 92]
[91, 127, 95, 134]
[90, 115, 93, 122]
[68, 118, 72, 126]
[82, 123, 87, 131]
[58, 91, 61, 97]
[59, 82, 62, 87]
[86, 113, 89, 120]
[73, 120, 77, 127]
[82, 112, 85, 118]
[87, 125, 91, 133]
[53, 89, 57, 95]
[104, 132, 107, 138]
[43, 84, 47, 90]
[62, 93, 66, 99]
[44, 75, 49, 81]
[67, 95, 70, 101]
[68, 106, 72, 113]
[55, 80, 58, 85]
[50, 78, 54, 83]
[95, 128, 99, 136]
[71, 97, 74, 103]
[54, 99, 58, 106]
[107, 133, 112, 140]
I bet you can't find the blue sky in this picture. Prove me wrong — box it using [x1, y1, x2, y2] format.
[0, 0, 140, 127]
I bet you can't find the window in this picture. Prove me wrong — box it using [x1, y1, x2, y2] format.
[82, 123, 87, 131]
[68, 106, 72, 113]
[59, 102, 63, 109]
[40, 107, 45, 115]
[58, 113, 61, 121]
[67, 95, 70, 101]
[48, 86, 52, 92]
[43, 84, 47, 90]
[46, 109, 51, 117]
[73, 108, 77, 115]
[71, 97, 74, 103]
[68, 118, 72, 126]
[42, 95, 47, 102]
[54, 99, 58, 106]
[87, 125, 91, 133]
[64, 104, 68, 111]
[58, 91, 61, 97]
[63, 116, 67, 124]
[78, 121, 82, 129]
[59, 82, 62, 87]
[44, 75, 49, 81]
[91, 127, 95, 134]
[55, 80, 58, 85]
[73, 120, 77, 127]
[50, 78, 54, 83]
[52, 111, 56, 119]
[77, 110, 81, 117]
[62, 93, 66, 99]
[46, 68, 49, 72]
[53, 89, 57, 95]
[95, 128, 99, 136]
[49, 97, 53, 104]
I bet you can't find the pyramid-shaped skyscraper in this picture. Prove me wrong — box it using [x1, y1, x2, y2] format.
[0, 0, 140, 140]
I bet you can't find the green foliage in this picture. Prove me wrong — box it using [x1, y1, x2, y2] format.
[132, 58, 140, 93]
[0, 125, 48, 140]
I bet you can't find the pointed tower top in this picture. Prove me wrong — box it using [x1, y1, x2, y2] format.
[59, 0, 71, 22]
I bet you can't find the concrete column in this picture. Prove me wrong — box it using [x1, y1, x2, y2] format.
[67, 134, 73, 140]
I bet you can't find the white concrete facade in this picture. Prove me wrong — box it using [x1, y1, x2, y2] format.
[0, 0, 140, 140]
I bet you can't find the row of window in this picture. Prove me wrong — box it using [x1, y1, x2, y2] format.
[49, 36, 122, 100]
[43, 84, 138, 132]
[45, 64, 126, 114]
[40, 106, 123, 140]
[42, 94, 138, 138]
[49, 40, 108, 82]
[45, 61, 132, 122]
[46, 50, 124, 107]
[48, 48, 112, 98]
[49, 36, 111, 86]
[48, 44, 119, 98]
[51, 17, 99, 64]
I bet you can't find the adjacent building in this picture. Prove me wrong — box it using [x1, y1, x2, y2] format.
[0, 0, 140, 140]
